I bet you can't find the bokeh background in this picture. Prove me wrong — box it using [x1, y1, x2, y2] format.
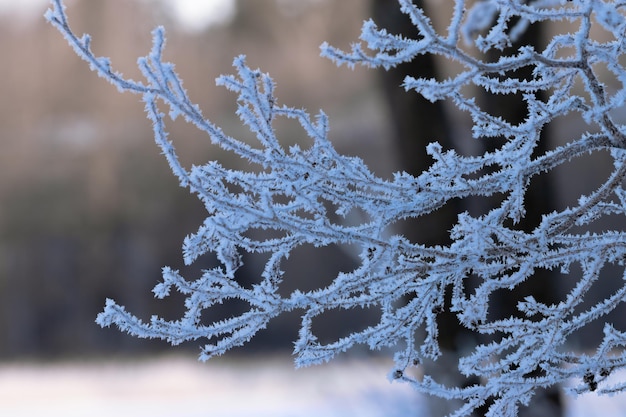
[1, 1, 626, 416]
[0, 0, 398, 359]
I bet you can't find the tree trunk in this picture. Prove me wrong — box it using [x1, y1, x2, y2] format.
[371, 1, 563, 415]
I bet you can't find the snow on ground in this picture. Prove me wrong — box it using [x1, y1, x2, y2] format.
[0, 354, 624, 416]
[0, 355, 425, 417]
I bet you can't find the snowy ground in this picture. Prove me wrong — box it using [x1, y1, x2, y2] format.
[0, 354, 623, 417]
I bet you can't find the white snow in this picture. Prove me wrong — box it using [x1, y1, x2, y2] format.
[0, 355, 425, 417]
[0, 355, 624, 417]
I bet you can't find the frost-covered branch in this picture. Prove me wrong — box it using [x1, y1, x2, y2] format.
[48, 0, 626, 416]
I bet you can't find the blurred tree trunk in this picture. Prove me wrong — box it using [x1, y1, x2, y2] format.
[371, 0, 460, 249]
[371, 1, 562, 416]
[478, 12, 563, 417]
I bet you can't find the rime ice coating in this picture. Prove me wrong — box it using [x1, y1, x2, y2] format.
[47, 0, 626, 416]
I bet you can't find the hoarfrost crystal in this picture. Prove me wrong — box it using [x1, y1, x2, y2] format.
[47, 0, 626, 415]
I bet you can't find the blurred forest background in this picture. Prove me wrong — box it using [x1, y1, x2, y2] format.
[0, 0, 622, 364]
[0, 0, 399, 359]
